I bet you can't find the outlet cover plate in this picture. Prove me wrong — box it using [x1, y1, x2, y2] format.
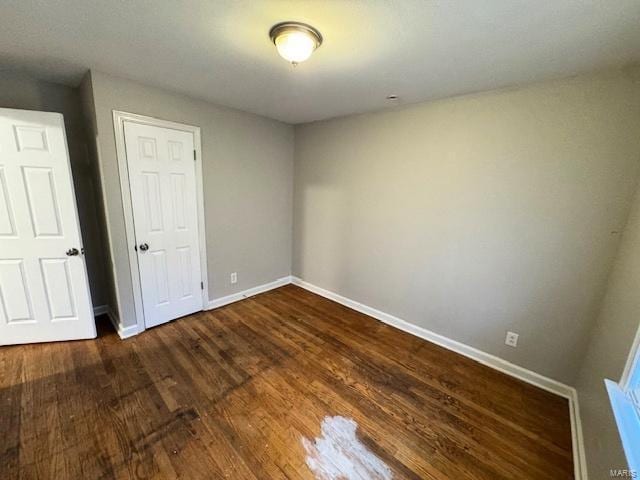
[505, 331, 519, 347]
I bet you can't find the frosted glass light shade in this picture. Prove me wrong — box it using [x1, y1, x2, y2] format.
[269, 22, 322, 64]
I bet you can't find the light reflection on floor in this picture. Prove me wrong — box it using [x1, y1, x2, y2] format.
[302, 416, 393, 480]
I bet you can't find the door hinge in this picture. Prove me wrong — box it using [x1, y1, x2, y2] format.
[193, 150, 196, 161]
[200, 281, 204, 290]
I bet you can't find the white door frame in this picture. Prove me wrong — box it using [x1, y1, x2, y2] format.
[113, 110, 208, 334]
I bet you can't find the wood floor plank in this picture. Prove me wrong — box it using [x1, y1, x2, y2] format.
[0, 285, 574, 479]
[261, 289, 571, 473]
[0, 345, 23, 480]
[276, 287, 569, 423]
[272, 286, 573, 453]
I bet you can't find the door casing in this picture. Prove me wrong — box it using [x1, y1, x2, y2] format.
[113, 111, 208, 334]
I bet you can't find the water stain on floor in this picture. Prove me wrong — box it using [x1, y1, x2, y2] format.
[302, 416, 393, 480]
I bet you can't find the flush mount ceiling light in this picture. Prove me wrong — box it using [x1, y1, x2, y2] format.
[269, 22, 322, 65]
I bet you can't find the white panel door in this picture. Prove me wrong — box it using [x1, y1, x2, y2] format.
[124, 121, 203, 328]
[0, 108, 96, 345]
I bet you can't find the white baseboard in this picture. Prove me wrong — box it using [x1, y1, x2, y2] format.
[95, 305, 138, 339]
[113, 323, 139, 340]
[291, 277, 572, 396]
[569, 389, 589, 480]
[93, 305, 109, 316]
[290, 276, 588, 479]
[207, 276, 292, 310]
[94, 276, 292, 339]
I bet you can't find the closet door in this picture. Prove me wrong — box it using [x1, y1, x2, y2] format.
[123, 121, 203, 328]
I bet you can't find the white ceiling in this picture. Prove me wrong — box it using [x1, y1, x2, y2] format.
[1, 0, 639, 124]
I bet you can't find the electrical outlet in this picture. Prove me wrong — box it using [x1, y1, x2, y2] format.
[505, 331, 519, 348]
[230, 272, 237, 284]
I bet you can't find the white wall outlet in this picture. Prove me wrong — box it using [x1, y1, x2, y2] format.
[230, 272, 237, 284]
[505, 331, 519, 347]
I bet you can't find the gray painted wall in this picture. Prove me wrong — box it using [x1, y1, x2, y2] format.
[79, 72, 118, 316]
[87, 71, 294, 328]
[0, 71, 108, 307]
[293, 68, 640, 384]
[576, 178, 640, 478]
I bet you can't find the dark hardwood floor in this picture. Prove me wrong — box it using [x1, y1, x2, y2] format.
[0, 284, 574, 479]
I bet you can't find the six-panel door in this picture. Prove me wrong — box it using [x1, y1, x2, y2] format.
[124, 121, 203, 328]
[0, 108, 96, 345]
